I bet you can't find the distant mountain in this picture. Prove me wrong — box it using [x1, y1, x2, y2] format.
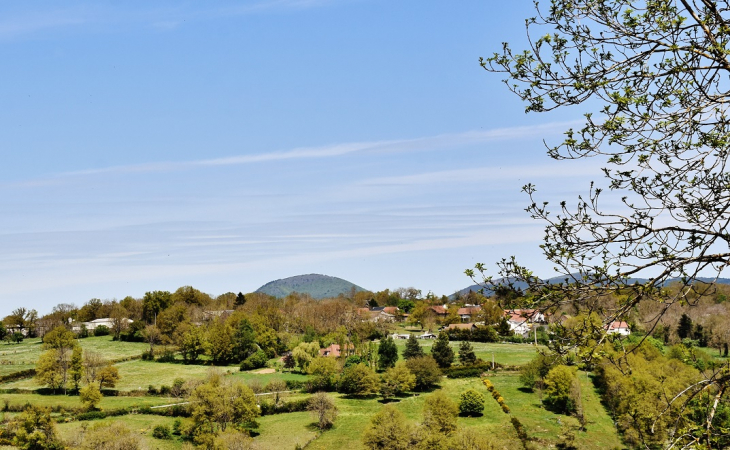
[255, 274, 367, 299]
[452, 276, 730, 299]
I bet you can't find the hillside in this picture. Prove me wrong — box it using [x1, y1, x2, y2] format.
[255, 274, 367, 299]
[453, 276, 730, 299]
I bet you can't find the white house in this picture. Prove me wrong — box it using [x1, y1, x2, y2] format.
[508, 316, 532, 337]
[606, 321, 631, 336]
[73, 317, 132, 333]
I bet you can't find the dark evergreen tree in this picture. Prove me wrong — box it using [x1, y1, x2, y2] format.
[677, 314, 693, 340]
[233, 318, 257, 362]
[367, 298, 378, 308]
[458, 340, 477, 366]
[497, 317, 512, 337]
[378, 336, 398, 370]
[431, 333, 454, 368]
[235, 292, 247, 307]
[402, 334, 424, 360]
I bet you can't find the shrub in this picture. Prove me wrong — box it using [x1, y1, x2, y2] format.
[156, 350, 176, 363]
[338, 363, 379, 396]
[502, 404, 511, 414]
[405, 355, 442, 390]
[458, 389, 485, 416]
[152, 424, 172, 439]
[240, 349, 268, 371]
[93, 326, 110, 337]
[141, 350, 154, 361]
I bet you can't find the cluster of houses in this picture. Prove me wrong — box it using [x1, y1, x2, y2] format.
[355, 302, 631, 338]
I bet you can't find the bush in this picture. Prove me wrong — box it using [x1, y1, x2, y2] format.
[405, 356, 442, 390]
[156, 350, 176, 363]
[93, 326, 110, 337]
[338, 363, 379, 396]
[443, 362, 497, 378]
[141, 350, 154, 361]
[458, 389, 485, 416]
[240, 349, 269, 371]
[152, 424, 172, 439]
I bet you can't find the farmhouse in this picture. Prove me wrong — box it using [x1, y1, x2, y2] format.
[606, 321, 631, 336]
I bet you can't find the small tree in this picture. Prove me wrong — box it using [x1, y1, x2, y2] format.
[677, 314, 693, 340]
[405, 355, 442, 390]
[423, 391, 459, 435]
[377, 336, 398, 370]
[79, 384, 102, 411]
[97, 364, 120, 389]
[292, 342, 320, 373]
[180, 326, 207, 364]
[308, 392, 338, 430]
[10, 405, 63, 450]
[362, 405, 412, 450]
[458, 389, 485, 417]
[458, 341, 477, 366]
[497, 318, 512, 337]
[402, 334, 424, 360]
[380, 361, 416, 399]
[543, 365, 579, 415]
[431, 333, 454, 368]
[69, 345, 84, 392]
[307, 357, 339, 391]
[338, 363, 380, 396]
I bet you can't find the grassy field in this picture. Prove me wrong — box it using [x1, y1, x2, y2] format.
[0, 337, 625, 449]
[0, 336, 149, 378]
[392, 338, 543, 366]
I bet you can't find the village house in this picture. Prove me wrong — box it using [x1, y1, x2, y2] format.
[606, 321, 631, 336]
[442, 323, 478, 332]
[456, 305, 481, 323]
[319, 343, 353, 357]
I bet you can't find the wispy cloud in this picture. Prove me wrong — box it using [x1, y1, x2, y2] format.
[11, 121, 579, 186]
[0, 12, 85, 38]
[360, 161, 599, 186]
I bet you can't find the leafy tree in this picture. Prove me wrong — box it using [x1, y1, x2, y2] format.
[79, 383, 102, 411]
[338, 363, 380, 396]
[292, 342, 320, 372]
[422, 391, 459, 435]
[405, 355, 442, 390]
[377, 336, 398, 370]
[232, 318, 257, 362]
[362, 404, 412, 450]
[475, 1, 730, 443]
[11, 332, 24, 344]
[308, 392, 338, 430]
[543, 365, 579, 415]
[520, 353, 560, 391]
[207, 321, 235, 364]
[97, 364, 120, 389]
[180, 326, 207, 364]
[142, 290, 172, 324]
[240, 349, 269, 371]
[431, 333, 454, 368]
[448, 428, 496, 450]
[307, 357, 339, 391]
[678, 313, 694, 340]
[459, 389, 485, 417]
[188, 372, 259, 444]
[35, 350, 64, 392]
[380, 361, 416, 399]
[0, 322, 6, 341]
[402, 334, 424, 360]
[10, 405, 64, 450]
[93, 325, 110, 337]
[69, 345, 84, 391]
[458, 341, 477, 366]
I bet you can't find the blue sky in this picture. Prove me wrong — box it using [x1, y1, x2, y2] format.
[0, 0, 603, 316]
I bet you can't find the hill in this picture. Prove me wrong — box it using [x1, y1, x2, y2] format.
[453, 276, 730, 299]
[255, 274, 367, 299]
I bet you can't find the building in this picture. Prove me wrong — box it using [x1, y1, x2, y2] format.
[606, 321, 630, 336]
[456, 305, 481, 323]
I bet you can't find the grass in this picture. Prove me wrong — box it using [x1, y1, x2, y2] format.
[392, 338, 543, 366]
[0, 336, 149, 378]
[56, 414, 183, 450]
[0, 392, 176, 410]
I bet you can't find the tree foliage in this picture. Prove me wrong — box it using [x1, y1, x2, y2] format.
[377, 336, 398, 370]
[458, 389, 485, 417]
[422, 391, 459, 435]
[473, 1, 730, 445]
[308, 392, 338, 430]
[403, 334, 424, 360]
[362, 404, 412, 450]
[338, 363, 380, 396]
[405, 355, 442, 390]
[380, 361, 416, 399]
[431, 333, 454, 368]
